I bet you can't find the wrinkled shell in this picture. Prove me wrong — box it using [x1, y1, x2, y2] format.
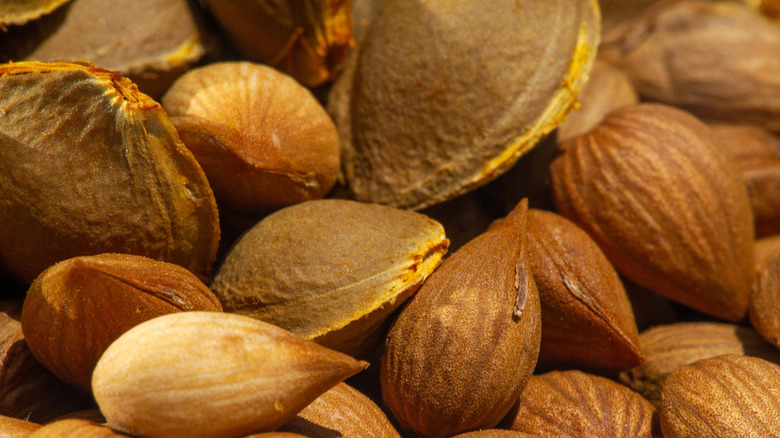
[526, 208, 642, 371]
[329, 0, 600, 210]
[660, 354, 780, 437]
[381, 200, 541, 438]
[550, 103, 754, 321]
[92, 311, 367, 438]
[557, 59, 639, 143]
[619, 322, 780, 406]
[28, 419, 130, 437]
[0, 61, 220, 284]
[503, 370, 658, 438]
[202, 0, 353, 87]
[0, 0, 71, 26]
[280, 383, 400, 438]
[211, 199, 448, 357]
[21, 253, 222, 392]
[600, 0, 780, 132]
[0, 0, 205, 98]
[162, 62, 341, 214]
[0, 314, 91, 423]
[750, 250, 780, 348]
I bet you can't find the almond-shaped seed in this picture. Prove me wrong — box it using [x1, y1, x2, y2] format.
[329, 0, 599, 210]
[0, 61, 219, 284]
[618, 322, 780, 406]
[92, 311, 368, 438]
[502, 370, 659, 438]
[28, 419, 130, 437]
[162, 62, 341, 215]
[660, 354, 780, 437]
[550, 103, 754, 321]
[0, 313, 93, 423]
[750, 249, 780, 348]
[211, 199, 448, 357]
[21, 253, 222, 392]
[280, 383, 400, 438]
[452, 431, 539, 438]
[526, 208, 643, 371]
[381, 199, 541, 438]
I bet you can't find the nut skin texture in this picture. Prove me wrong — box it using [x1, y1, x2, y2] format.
[329, 0, 600, 210]
[0, 61, 220, 284]
[550, 103, 754, 321]
[660, 354, 780, 438]
[619, 322, 780, 407]
[756, 235, 780, 270]
[452, 431, 538, 438]
[27, 419, 130, 437]
[557, 59, 639, 143]
[92, 311, 368, 438]
[526, 208, 643, 371]
[21, 253, 222, 393]
[0, 313, 92, 422]
[502, 370, 659, 438]
[162, 62, 341, 215]
[0, 414, 41, 437]
[211, 199, 448, 357]
[750, 250, 780, 348]
[380, 200, 541, 438]
[600, 0, 780, 133]
[280, 383, 400, 438]
[0, 0, 71, 26]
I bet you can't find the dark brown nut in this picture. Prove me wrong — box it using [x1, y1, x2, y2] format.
[92, 312, 368, 438]
[550, 103, 755, 321]
[328, 0, 600, 210]
[619, 322, 780, 407]
[21, 253, 222, 392]
[162, 62, 341, 215]
[557, 59, 639, 143]
[211, 199, 448, 357]
[380, 200, 541, 438]
[0, 61, 220, 284]
[526, 208, 643, 371]
[280, 383, 400, 438]
[0, 313, 92, 423]
[600, 0, 780, 132]
[660, 354, 780, 437]
[503, 370, 659, 438]
[202, 0, 353, 87]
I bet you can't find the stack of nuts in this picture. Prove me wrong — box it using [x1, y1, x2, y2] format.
[2, 0, 780, 437]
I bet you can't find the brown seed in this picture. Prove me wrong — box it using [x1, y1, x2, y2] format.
[526, 208, 642, 371]
[328, 0, 600, 210]
[28, 419, 130, 437]
[0, 61, 220, 284]
[452, 431, 539, 438]
[21, 253, 222, 392]
[280, 383, 400, 438]
[0, 313, 92, 423]
[502, 370, 659, 438]
[600, 0, 780, 132]
[660, 354, 780, 437]
[0, 0, 71, 26]
[756, 234, 780, 270]
[202, 0, 353, 87]
[750, 249, 780, 348]
[550, 103, 755, 321]
[557, 59, 639, 143]
[92, 311, 368, 438]
[0, 0, 206, 98]
[380, 200, 541, 438]
[619, 322, 780, 406]
[211, 199, 448, 357]
[162, 62, 341, 215]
